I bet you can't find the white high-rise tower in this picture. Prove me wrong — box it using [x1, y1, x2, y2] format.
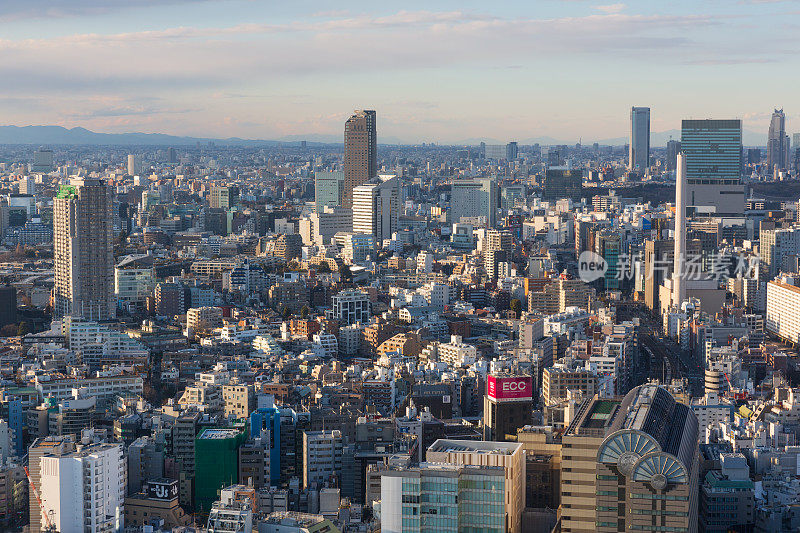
[672, 152, 687, 307]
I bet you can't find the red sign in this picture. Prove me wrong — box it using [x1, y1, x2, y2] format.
[487, 375, 533, 401]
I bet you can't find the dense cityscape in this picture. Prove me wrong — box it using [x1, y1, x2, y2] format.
[0, 104, 793, 533]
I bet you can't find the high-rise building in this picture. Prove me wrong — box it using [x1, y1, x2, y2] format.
[32, 149, 54, 173]
[166, 146, 178, 164]
[484, 142, 518, 161]
[302, 430, 343, 490]
[380, 463, 508, 533]
[666, 140, 681, 171]
[352, 176, 400, 246]
[595, 229, 621, 291]
[173, 411, 200, 508]
[482, 373, 533, 441]
[127, 436, 165, 495]
[759, 226, 800, 276]
[643, 239, 673, 312]
[343, 110, 377, 209]
[37, 442, 125, 533]
[209, 185, 239, 210]
[450, 176, 498, 227]
[314, 171, 345, 212]
[629, 106, 650, 171]
[766, 276, 800, 343]
[767, 108, 788, 171]
[53, 178, 116, 321]
[680, 119, 745, 216]
[194, 428, 246, 513]
[594, 384, 699, 533]
[127, 154, 139, 176]
[301, 207, 353, 246]
[543, 168, 583, 202]
[18, 176, 36, 196]
[484, 229, 513, 281]
[423, 439, 525, 533]
[27, 435, 75, 533]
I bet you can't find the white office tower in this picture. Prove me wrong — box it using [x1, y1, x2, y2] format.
[672, 152, 687, 308]
[53, 178, 116, 321]
[352, 175, 400, 246]
[450, 176, 498, 227]
[127, 154, 139, 176]
[38, 442, 125, 533]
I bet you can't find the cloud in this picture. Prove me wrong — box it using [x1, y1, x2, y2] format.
[0, 0, 212, 21]
[594, 3, 626, 13]
[683, 58, 777, 65]
[0, 7, 788, 140]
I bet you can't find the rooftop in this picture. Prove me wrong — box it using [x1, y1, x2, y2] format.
[198, 428, 241, 440]
[428, 438, 521, 455]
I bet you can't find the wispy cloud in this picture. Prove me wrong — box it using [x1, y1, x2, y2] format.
[594, 4, 626, 14]
[0, 0, 213, 22]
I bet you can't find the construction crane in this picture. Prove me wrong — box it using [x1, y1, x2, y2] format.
[23, 466, 57, 532]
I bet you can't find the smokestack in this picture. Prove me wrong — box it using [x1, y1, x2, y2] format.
[673, 152, 686, 307]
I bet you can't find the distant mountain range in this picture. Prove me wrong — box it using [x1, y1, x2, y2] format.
[0, 124, 769, 147]
[0, 125, 283, 147]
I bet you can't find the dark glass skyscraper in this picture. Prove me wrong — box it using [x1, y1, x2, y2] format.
[680, 119, 742, 183]
[767, 108, 788, 171]
[629, 106, 650, 171]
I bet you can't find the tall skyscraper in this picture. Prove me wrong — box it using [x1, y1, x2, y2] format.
[666, 139, 681, 171]
[342, 110, 377, 209]
[127, 154, 139, 176]
[352, 176, 400, 246]
[629, 106, 650, 171]
[53, 178, 116, 321]
[767, 108, 787, 171]
[680, 119, 745, 216]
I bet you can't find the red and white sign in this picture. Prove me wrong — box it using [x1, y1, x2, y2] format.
[487, 375, 533, 401]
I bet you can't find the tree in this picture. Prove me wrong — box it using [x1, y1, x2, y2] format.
[340, 264, 353, 283]
[300, 306, 310, 319]
[509, 299, 522, 319]
[316, 262, 331, 274]
[282, 306, 292, 319]
[16, 322, 29, 336]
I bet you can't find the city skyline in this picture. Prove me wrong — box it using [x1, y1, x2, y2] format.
[0, 1, 798, 143]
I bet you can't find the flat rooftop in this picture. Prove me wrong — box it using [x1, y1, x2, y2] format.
[428, 438, 520, 455]
[198, 428, 241, 440]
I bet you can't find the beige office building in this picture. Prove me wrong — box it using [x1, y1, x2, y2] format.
[560, 395, 622, 533]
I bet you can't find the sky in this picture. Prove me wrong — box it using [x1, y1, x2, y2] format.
[0, 0, 797, 144]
